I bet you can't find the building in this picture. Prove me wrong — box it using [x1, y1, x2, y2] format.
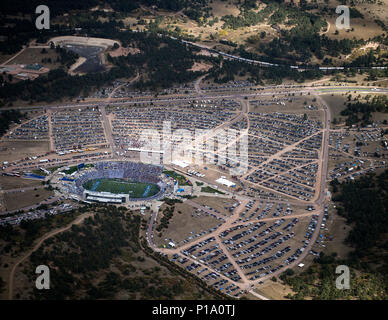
[83, 190, 127, 203]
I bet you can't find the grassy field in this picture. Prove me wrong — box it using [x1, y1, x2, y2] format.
[191, 196, 238, 217]
[63, 163, 94, 175]
[32, 169, 48, 176]
[201, 186, 225, 194]
[249, 280, 294, 300]
[3, 188, 53, 212]
[163, 170, 192, 186]
[83, 178, 160, 198]
[320, 94, 347, 122]
[0, 176, 42, 190]
[5, 47, 61, 70]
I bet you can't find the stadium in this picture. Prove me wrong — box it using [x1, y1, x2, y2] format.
[66, 161, 167, 203]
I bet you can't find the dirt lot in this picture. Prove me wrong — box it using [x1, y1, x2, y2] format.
[3, 188, 53, 212]
[324, 16, 384, 41]
[0, 53, 13, 65]
[0, 176, 41, 190]
[324, 209, 354, 259]
[0, 141, 49, 162]
[154, 201, 222, 247]
[320, 94, 347, 121]
[109, 46, 140, 57]
[251, 280, 294, 300]
[190, 196, 238, 217]
[371, 112, 388, 123]
[189, 61, 213, 72]
[4, 47, 61, 70]
[249, 95, 324, 122]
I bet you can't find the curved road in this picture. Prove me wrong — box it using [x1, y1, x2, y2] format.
[8, 212, 94, 300]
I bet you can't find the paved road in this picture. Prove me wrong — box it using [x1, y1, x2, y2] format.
[0, 86, 386, 112]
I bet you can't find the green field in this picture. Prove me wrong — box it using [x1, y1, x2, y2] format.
[201, 186, 225, 194]
[32, 169, 48, 176]
[63, 164, 94, 175]
[83, 178, 160, 198]
[163, 170, 192, 186]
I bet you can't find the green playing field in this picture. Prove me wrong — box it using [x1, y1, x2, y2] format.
[83, 178, 160, 198]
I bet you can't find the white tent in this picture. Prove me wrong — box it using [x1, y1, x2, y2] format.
[216, 177, 235, 187]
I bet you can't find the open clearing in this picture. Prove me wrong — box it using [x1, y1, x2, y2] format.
[252, 280, 294, 300]
[324, 210, 354, 260]
[190, 196, 238, 217]
[0, 176, 41, 190]
[0, 141, 49, 162]
[154, 201, 221, 248]
[3, 47, 61, 69]
[3, 188, 53, 212]
[320, 94, 347, 121]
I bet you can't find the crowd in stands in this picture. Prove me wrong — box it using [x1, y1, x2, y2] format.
[70, 161, 163, 197]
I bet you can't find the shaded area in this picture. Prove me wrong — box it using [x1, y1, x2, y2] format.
[64, 44, 105, 73]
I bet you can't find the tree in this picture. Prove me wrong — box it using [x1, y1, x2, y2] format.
[0, 276, 4, 293]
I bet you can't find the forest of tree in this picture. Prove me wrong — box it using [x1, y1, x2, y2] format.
[0, 24, 211, 103]
[206, 58, 324, 85]
[12, 205, 219, 300]
[0, 205, 87, 255]
[331, 171, 388, 252]
[0, 110, 25, 137]
[340, 95, 388, 126]
[0, 65, 135, 103]
[0, 1, 385, 103]
[282, 171, 388, 299]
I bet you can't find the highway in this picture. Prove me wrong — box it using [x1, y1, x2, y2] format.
[0, 85, 386, 113]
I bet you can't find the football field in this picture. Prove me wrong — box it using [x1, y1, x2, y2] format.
[83, 178, 160, 198]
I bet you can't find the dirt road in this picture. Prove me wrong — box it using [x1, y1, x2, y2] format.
[8, 212, 94, 300]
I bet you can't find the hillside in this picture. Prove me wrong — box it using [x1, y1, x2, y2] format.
[279, 170, 388, 300]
